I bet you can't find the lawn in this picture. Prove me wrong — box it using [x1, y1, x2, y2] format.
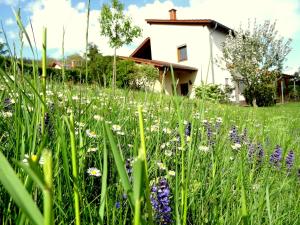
[0, 77, 300, 224]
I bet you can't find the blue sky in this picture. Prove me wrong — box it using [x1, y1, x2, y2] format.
[0, 0, 299, 73]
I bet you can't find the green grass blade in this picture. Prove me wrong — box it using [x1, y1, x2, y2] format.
[99, 135, 108, 224]
[104, 123, 134, 209]
[0, 151, 44, 225]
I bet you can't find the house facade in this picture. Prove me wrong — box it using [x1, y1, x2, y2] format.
[127, 9, 244, 102]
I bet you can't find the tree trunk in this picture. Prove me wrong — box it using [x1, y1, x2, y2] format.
[252, 98, 257, 107]
[112, 47, 117, 91]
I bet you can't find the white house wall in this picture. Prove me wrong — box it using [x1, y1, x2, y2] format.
[149, 24, 211, 73]
[210, 29, 245, 101]
[147, 23, 244, 102]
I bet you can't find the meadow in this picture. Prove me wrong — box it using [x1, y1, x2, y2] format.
[0, 72, 300, 224]
[0, 6, 300, 225]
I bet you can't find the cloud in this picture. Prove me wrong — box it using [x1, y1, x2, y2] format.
[5, 18, 14, 26]
[7, 30, 17, 39]
[23, 0, 300, 61]
[0, 0, 17, 6]
[76, 2, 85, 11]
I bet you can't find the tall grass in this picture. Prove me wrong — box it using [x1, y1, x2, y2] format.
[0, 5, 300, 225]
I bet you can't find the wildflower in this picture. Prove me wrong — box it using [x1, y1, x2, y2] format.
[298, 168, 300, 182]
[150, 178, 172, 224]
[270, 145, 282, 168]
[285, 150, 294, 172]
[86, 129, 97, 138]
[157, 162, 167, 170]
[87, 167, 101, 177]
[112, 124, 121, 132]
[125, 158, 133, 177]
[2, 111, 13, 118]
[231, 143, 241, 151]
[229, 125, 240, 144]
[162, 128, 172, 134]
[256, 143, 264, 164]
[247, 143, 255, 161]
[168, 170, 176, 176]
[87, 147, 98, 153]
[93, 115, 103, 121]
[199, 145, 209, 153]
[164, 150, 173, 157]
[3, 98, 14, 111]
[22, 154, 44, 165]
[115, 202, 121, 209]
[185, 122, 191, 137]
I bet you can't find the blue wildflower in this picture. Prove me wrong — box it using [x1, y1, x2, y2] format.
[270, 145, 282, 168]
[256, 143, 264, 164]
[115, 201, 120, 209]
[285, 150, 295, 172]
[229, 125, 240, 144]
[185, 122, 191, 137]
[247, 143, 255, 161]
[151, 178, 172, 225]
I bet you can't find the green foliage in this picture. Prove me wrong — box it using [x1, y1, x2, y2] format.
[220, 20, 291, 106]
[99, 0, 142, 89]
[99, 0, 142, 49]
[243, 83, 275, 106]
[195, 83, 233, 103]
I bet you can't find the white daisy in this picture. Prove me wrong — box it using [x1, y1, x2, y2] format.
[87, 167, 101, 177]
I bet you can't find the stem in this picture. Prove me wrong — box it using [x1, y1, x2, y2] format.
[85, 0, 91, 84]
[41, 27, 47, 136]
[138, 106, 153, 224]
[43, 150, 53, 225]
[69, 113, 81, 225]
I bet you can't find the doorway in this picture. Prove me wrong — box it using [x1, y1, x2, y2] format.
[180, 83, 189, 96]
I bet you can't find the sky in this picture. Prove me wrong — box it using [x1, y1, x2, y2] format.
[0, 0, 299, 74]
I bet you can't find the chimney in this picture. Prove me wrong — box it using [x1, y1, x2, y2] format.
[169, 9, 177, 20]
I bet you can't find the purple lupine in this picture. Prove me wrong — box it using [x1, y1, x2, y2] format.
[3, 98, 14, 111]
[256, 143, 264, 164]
[241, 128, 248, 144]
[247, 143, 255, 162]
[285, 150, 295, 172]
[150, 178, 172, 225]
[297, 168, 300, 182]
[229, 125, 240, 144]
[270, 145, 282, 168]
[185, 122, 191, 137]
[125, 158, 133, 178]
[203, 121, 215, 146]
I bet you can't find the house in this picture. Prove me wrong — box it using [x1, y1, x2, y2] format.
[50, 60, 77, 70]
[126, 9, 242, 101]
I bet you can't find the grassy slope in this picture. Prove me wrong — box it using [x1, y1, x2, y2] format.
[0, 82, 300, 224]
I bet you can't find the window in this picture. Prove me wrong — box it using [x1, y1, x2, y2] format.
[177, 45, 187, 62]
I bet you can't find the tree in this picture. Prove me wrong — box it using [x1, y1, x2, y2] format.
[100, 0, 141, 90]
[220, 20, 291, 106]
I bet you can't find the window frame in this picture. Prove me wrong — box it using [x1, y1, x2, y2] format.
[177, 44, 188, 62]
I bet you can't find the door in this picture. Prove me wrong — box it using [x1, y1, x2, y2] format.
[180, 83, 189, 96]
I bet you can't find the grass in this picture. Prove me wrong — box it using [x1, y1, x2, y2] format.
[0, 76, 300, 224]
[0, 4, 300, 224]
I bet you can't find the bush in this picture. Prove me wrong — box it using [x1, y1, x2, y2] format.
[195, 83, 233, 103]
[243, 83, 275, 107]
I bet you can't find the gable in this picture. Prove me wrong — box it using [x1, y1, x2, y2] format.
[130, 37, 152, 59]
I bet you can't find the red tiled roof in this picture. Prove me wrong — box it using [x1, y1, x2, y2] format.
[120, 56, 198, 71]
[146, 19, 233, 34]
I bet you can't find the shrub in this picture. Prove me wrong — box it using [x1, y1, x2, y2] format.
[195, 83, 233, 103]
[243, 83, 275, 107]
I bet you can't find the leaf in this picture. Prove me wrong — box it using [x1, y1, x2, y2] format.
[0, 151, 44, 225]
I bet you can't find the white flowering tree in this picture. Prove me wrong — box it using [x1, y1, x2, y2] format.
[220, 20, 291, 106]
[100, 0, 141, 90]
